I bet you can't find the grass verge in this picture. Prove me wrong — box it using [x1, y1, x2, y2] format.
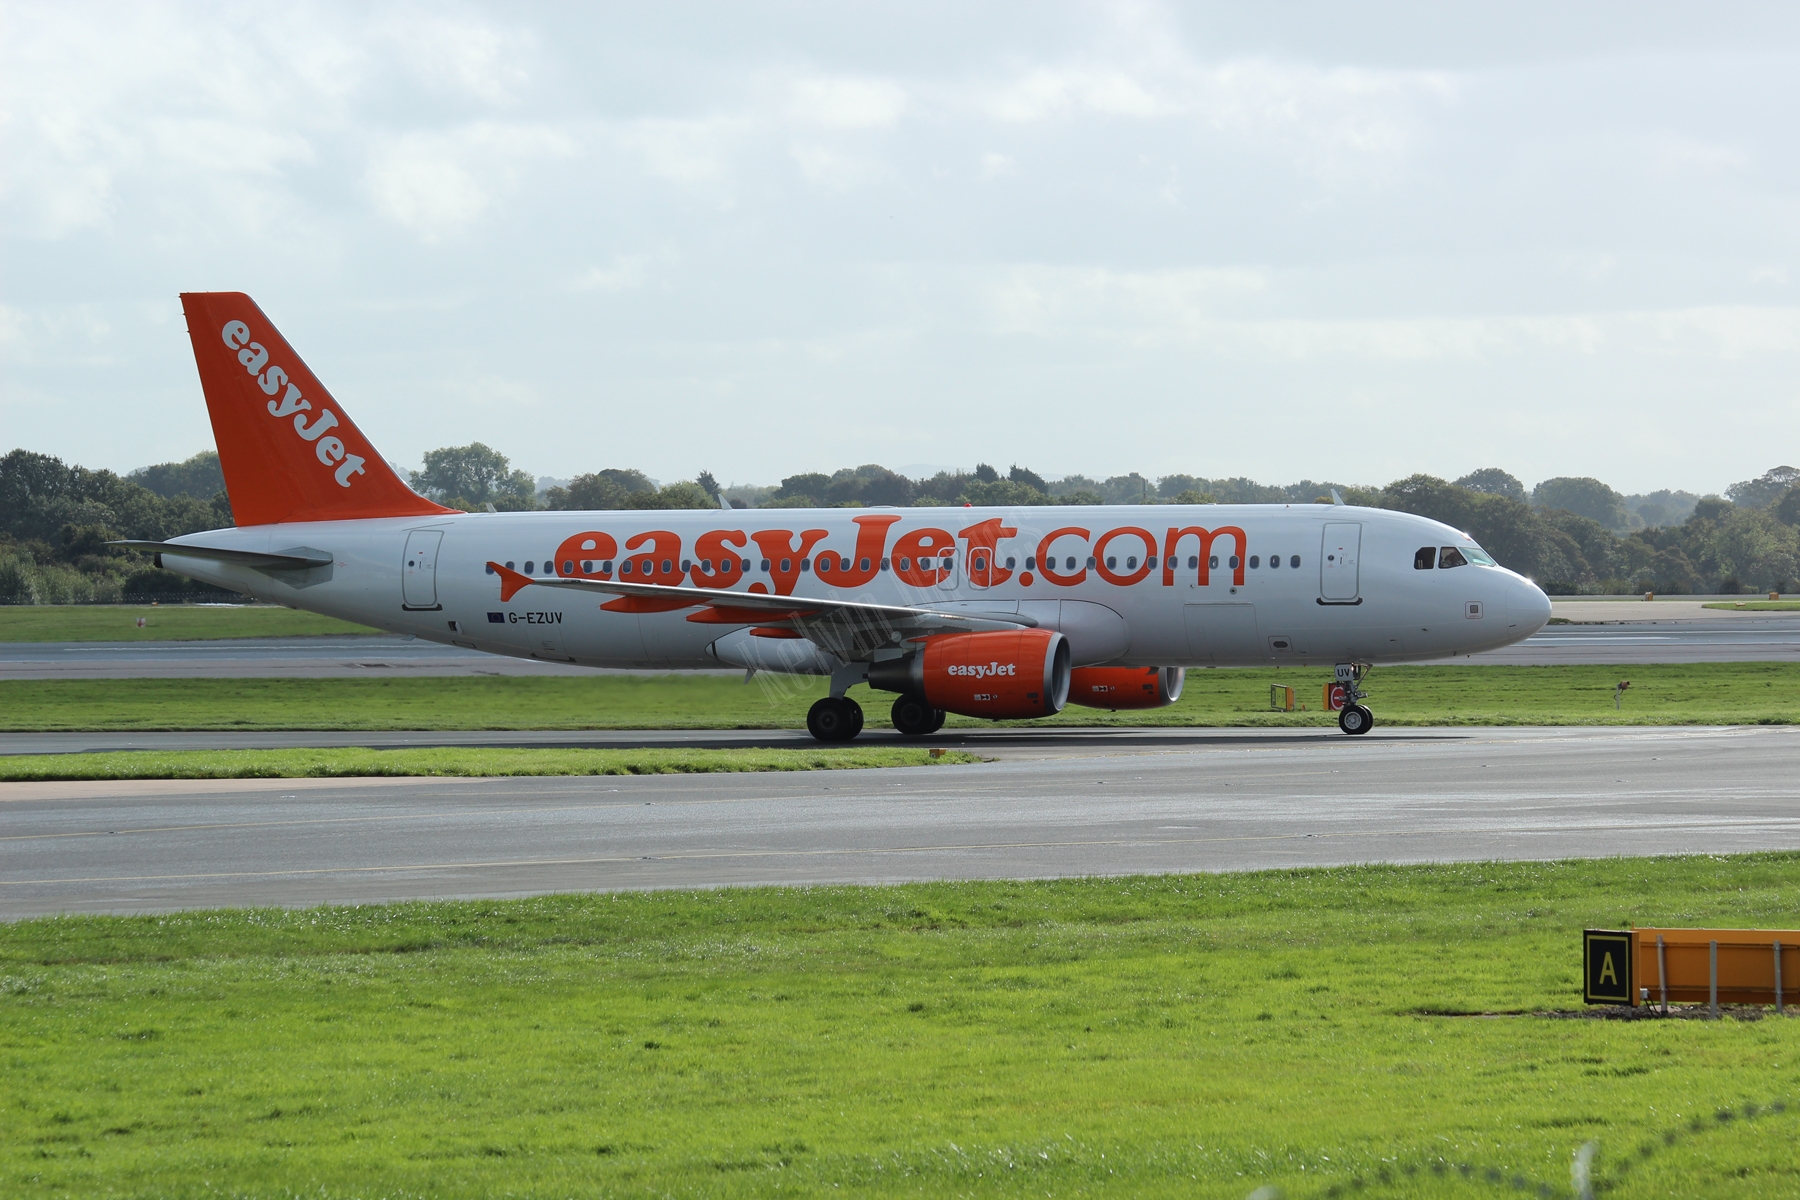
[5, 662, 1800, 731]
[3, 856, 1797, 1197]
[0, 604, 380, 642]
[1703, 600, 1800, 611]
[0, 745, 978, 781]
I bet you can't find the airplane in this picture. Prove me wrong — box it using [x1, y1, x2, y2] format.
[119, 292, 1554, 741]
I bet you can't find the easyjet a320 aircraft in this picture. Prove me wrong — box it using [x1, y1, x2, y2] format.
[123, 293, 1553, 741]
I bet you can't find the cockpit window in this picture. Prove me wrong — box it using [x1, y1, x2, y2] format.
[1461, 544, 1496, 566]
[1414, 546, 1435, 570]
[1439, 546, 1469, 569]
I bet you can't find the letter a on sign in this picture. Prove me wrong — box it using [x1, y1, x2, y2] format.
[1583, 929, 1635, 1005]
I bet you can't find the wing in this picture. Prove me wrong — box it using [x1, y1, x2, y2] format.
[486, 561, 1034, 661]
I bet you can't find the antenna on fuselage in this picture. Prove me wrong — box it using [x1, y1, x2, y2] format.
[1330, 488, 1345, 506]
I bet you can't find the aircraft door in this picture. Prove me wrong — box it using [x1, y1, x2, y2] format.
[1320, 523, 1361, 602]
[1184, 603, 1261, 665]
[402, 529, 443, 611]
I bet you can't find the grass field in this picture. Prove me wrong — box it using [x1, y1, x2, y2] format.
[3, 856, 1796, 1198]
[4, 661, 1799, 731]
[0, 604, 379, 642]
[0, 745, 976, 781]
[1704, 600, 1800, 612]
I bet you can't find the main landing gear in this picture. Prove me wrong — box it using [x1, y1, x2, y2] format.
[806, 696, 864, 743]
[1335, 662, 1374, 736]
[890, 694, 947, 737]
[806, 694, 948, 742]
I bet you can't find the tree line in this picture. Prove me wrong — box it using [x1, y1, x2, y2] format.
[0, 449, 234, 603]
[6, 441, 1800, 601]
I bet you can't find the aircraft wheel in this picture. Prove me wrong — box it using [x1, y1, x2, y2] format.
[891, 694, 938, 737]
[807, 696, 864, 743]
[1338, 704, 1374, 736]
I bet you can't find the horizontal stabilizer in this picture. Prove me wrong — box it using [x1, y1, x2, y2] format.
[111, 541, 334, 570]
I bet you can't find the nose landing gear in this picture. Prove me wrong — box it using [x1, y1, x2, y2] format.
[1335, 662, 1374, 736]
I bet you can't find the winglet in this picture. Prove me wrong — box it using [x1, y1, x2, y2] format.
[489, 561, 534, 603]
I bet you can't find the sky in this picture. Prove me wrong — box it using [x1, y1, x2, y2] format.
[3, 1, 1799, 496]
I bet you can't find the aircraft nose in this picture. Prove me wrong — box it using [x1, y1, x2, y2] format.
[1511, 575, 1553, 635]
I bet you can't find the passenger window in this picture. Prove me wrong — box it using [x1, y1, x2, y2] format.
[562, 560, 574, 575]
[485, 563, 496, 575]
[800, 558, 811, 572]
[818, 558, 831, 574]
[700, 559, 713, 573]
[1289, 555, 1300, 568]
[1125, 555, 1137, 570]
[781, 558, 792, 572]
[602, 560, 613, 573]
[899, 557, 910, 570]
[505, 561, 515, 571]
[1209, 555, 1218, 569]
[1006, 557, 1016, 570]
[1267, 555, 1279, 569]
[1249, 555, 1260, 569]
[974, 556, 988, 571]
[1414, 546, 1435, 570]
[1025, 556, 1036, 570]
[620, 560, 633, 574]
[880, 558, 889, 570]
[524, 561, 535, 574]
[1065, 557, 1076, 570]
[1188, 556, 1198, 569]
[1439, 546, 1468, 569]
[859, 557, 870, 571]
[1105, 556, 1116, 569]
[760, 559, 771, 572]
[1146, 556, 1156, 568]
[1087, 556, 1097, 569]
[1229, 555, 1240, 569]
[741, 559, 752, 572]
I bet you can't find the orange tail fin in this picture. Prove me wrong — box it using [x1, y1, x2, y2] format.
[180, 292, 457, 526]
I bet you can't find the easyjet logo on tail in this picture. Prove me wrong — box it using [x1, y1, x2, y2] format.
[221, 321, 367, 489]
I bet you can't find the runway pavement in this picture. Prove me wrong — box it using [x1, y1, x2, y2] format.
[5, 724, 1798, 917]
[0, 635, 720, 680]
[6, 609, 1800, 679]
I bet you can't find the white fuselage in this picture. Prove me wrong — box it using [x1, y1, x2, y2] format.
[160, 503, 1551, 671]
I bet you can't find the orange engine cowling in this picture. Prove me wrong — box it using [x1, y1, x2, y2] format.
[867, 629, 1071, 719]
[1066, 666, 1185, 710]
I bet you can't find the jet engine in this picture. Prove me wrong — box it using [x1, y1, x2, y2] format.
[1066, 666, 1185, 710]
[867, 629, 1071, 720]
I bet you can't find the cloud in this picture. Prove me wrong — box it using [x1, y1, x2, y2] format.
[572, 255, 656, 292]
[986, 66, 1167, 122]
[785, 76, 908, 129]
[984, 267, 1800, 364]
[365, 122, 575, 240]
[976, 51, 1454, 186]
[381, 10, 536, 104]
[614, 115, 751, 188]
[984, 265, 1273, 337]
